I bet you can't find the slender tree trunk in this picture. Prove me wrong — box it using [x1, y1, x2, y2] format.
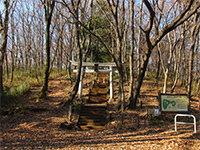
[65, 0, 82, 105]
[10, 11, 15, 83]
[10, 52, 14, 83]
[66, 25, 82, 104]
[171, 27, 185, 93]
[171, 45, 181, 93]
[5, 53, 9, 80]
[194, 36, 199, 90]
[136, 1, 143, 75]
[41, 22, 51, 96]
[40, 0, 55, 98]
[128, 0, 135, 109]
[117, 64, 125, 111]
[163, 33, 175, 93]
[187, 13, 198, 97]
[0, 0, 9, 97]
[132, 49, 152, 108]
[156, 50, 161, 86]
[181, 37, 187, 87]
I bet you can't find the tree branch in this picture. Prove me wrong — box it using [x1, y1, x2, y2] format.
[57, 0, 116, 64]
[96, 0, 115, 31]
[143, 0, 155, 49]
[153, 0, 200, 47]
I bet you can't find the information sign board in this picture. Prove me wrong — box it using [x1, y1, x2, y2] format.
[158, 92, 190, 113]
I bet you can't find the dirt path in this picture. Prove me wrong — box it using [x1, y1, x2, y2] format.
[0, 77, 200, 149]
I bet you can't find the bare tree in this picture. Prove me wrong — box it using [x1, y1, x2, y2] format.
[9, 2, 17, 82]
[136, 1, 143, 75]
[60, 0, 83, 106]
[0, 0, 10, 96]
[128, 0, 135, 109]
[194, 34, 199, 92]
[130, 0, 200, 109]
[40, 0, 56, 98]
[187, 12, 199, 97]
[171, 23, 187, 93]
[159, 31, 180, 93]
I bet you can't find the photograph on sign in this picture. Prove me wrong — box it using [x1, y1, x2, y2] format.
[160, 95, 189, 112]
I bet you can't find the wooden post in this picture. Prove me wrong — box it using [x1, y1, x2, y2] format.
[78, 67, 84, 98]
[94, 64, 98, 72]
[109, 66, 114, 101]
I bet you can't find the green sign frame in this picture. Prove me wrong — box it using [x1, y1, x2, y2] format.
[158, 91, 190, 113]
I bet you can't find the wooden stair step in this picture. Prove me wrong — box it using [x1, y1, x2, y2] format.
[83, 103, 107, 107]
[79, 114, 107, 119]
[93, 83, 108, 88]
[89, 95, 107, 101]
[96, 78, 109, 83]
[78, 120, 106, 125]
[79, 125, 105, 130]
[97, 73, 109, 78]
[79, 115, 107, 119]
[90, 88, 109, 95]
[79, 117, 107, 122]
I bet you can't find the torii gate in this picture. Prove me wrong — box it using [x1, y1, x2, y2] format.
[71, 61, 118, 101]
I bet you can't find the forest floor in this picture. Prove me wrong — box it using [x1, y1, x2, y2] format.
[0, 75, 200, 150]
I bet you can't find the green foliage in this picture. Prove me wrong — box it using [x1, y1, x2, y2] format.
[66, 74, 76, 83]
[113, 73, 119, 80]
[1, 82, 30, 109]
[1, 67, 69, 109]
[73, 98, 82, 113]
[82, 1, 113, 63]
[5, 82, 30, 96]
[3, 68, 41, 87]
[145, 72, 157, 81]
[3, 67, 68, 87]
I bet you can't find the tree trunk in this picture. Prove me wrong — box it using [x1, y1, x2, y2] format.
[171, 31, 184, 93]
[136, 1, 143, 75]
[132, 50, 152, 109]
[40, 0, 55, 98]
[117, 64, 125, 111]
[156, 50, 161, 86]
[187, 13, 198, 97]
[162, 33, 174, 93]
[10, 51, 14, 83]
[10, 10, 15, 83]
[65, 0, 82, 105]
[171, 48, 181, 93]
[5, 53, 9, 80]
[0, 0, 9, 97]
[41, 22, 51, 97]
[194, 37, 199, 90]
[128, 0, 135, 109]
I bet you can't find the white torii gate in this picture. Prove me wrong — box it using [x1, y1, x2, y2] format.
[71, 61, 118, 101]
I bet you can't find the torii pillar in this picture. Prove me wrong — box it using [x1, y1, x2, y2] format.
[109, 66, 114, 102]
[78, 67, 84, 99]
